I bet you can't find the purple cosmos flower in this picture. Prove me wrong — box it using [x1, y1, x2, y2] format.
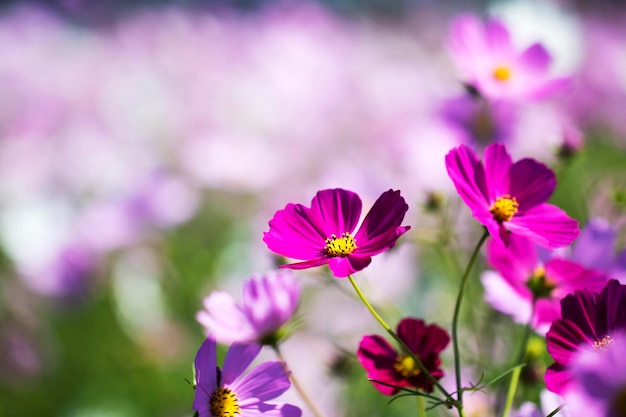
[263, 188, 411, 278]
[197, 271, 301, 345]
[193, 338, 301, 417]
[481, 233, 608, 334]
[356, 318, 450, 395]
[445, 143, 579, 249]
[545, 280, 626, 395]
[569, 331, 626, 417]
[448, 14, 569, 102]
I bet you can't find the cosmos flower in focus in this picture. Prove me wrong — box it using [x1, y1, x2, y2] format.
[545, 280, 626, 395]
[263, 188, 411, 277]
[197, 271, 301, 346]
[357, 318, 449, 395]
[445, 143, 579, 249]
[193, 338, 301, 417]
[448, 14, 569, 102]
[481, 233, 608, 334]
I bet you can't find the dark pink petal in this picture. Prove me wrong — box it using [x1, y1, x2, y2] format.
[263, 203, 327, 260]
[519, 43, 552, 74]
[232, 361, 291, 405]
[601, 280, 626, 333]
[357, 335, 401, 395]
[279, 257, 330, 270]
[445, 145, 490, 215]
[310, 189, 362, 236]
[221, 343, 262, 386]
[546, 319, 591, 364]
[507, 203, 579, 249]
[396, 318, 428, 354]
[353, 190, 409, 254]
[193, 338, 218, 413]
[547, 259, 608, 296]
[483, 143, 512, 200]
[328, 255, 371, 278]
[560, 288, 603, 341]
[544, 363, 571, 395]
[508, 159, 556, 212]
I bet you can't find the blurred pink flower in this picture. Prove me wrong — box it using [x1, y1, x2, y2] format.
[197, 271, 301, 346]
[448, 14, 569, 102]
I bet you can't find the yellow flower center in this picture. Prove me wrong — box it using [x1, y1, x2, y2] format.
[324, 232, 357, 257]
[526, 267, 556, 299]
[490, 195, 519, 222]
[593, 335, 615, 353]
[210, 387, 241, 417]
[493, 66, 512, 81]
[393, 354, 421, 378]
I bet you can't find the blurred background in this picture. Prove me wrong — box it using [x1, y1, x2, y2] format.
[1, 0, 626, 415]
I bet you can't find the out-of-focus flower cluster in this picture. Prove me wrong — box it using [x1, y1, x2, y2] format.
[2, 0, 626, 416]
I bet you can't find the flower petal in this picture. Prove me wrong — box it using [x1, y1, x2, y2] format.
[263, 203, 327, 260]
[507, 203, 579, 249]
[239, 403, 302, 417]
[445, 145, 490, 215]
[483, 143, 512, 200]
[508, 158, 555, 211]
[197, 291, 255, 344]
[519, 43, 551, 74]
[310, 189, 362, 235]
[193, 338, 218, 413]
[353, 190, 410, 256]
[230, 361, 291, 405]
[221, 343, 262, 386]
[327, 255, 371, 278]
[357, 334, 400, 395]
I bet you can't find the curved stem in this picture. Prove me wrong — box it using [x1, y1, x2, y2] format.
[451, 230, 490, 407]
[271, 344, 327, 417]
[347, 275, 458, 409]
[417, 395, 426, 417]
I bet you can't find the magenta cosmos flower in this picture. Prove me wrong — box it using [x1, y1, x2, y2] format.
[357, 318, 450, 395]
[445, 143, 579, 249]
[263, 188, 411, 277]
[193, 338, 301, 417]
[448, 14, 569, 102]
[545, 280, 626, 395]
[481, 233, 608, 334]
[197, 271, 300, 345]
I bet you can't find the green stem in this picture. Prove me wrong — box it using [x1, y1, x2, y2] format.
[417, 395, 426, 417]
[346, 275, 458, 409]
[451, 230, 490, 407]
[271, 344, 327, 417]
[501, 301, 536, 417]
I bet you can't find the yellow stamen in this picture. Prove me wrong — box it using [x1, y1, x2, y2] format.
[393, 354, 421, 378]
[490, 195, 519, 222]
[210, 387, 241, 417]
[324, 232, 357, 257]
[593, 335, 615, 353]
[493, 66, 512, 81]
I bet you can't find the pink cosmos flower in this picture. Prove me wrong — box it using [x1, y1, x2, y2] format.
[357, 318, 450, 395]
[196, 271, 301, 345]
[545, 280, 626, 395]
[193, 338, 301, 417]
[263, 188, 411, 277]
[448, 14, 569, 102]
[481, 233, 608, 334]
[445, 143, 579, 249]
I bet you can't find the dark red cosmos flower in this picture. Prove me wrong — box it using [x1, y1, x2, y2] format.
[357, 318, 450, 395]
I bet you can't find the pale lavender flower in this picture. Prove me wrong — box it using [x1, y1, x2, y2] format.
[197, 271, 301, 345]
